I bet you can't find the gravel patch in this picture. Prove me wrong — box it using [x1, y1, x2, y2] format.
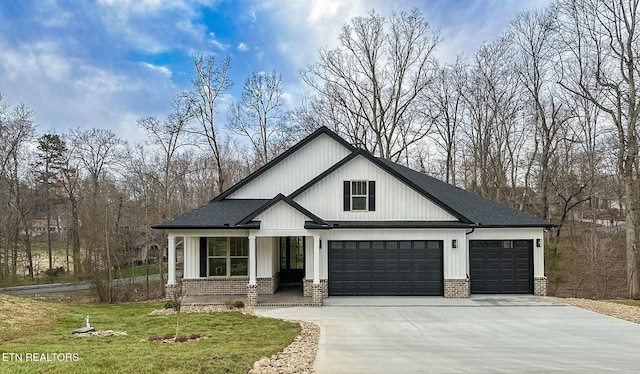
[249, 321, 319, 374]
[73, 330, 128, 337]
[149, 305, 254, 315]
[559, 298, 640, 324]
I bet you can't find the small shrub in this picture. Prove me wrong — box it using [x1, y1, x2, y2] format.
[175, 335, 189, 343]
[44, 266, 66, 278]
[190, 333, 200, 340]
[148, 335, 161, 342]
[224, 300, 244, 309]
[164, 300, 175, 309]
[163, 334, 174, 340]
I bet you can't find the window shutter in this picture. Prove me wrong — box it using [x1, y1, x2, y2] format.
[368, 180, 376, 211]
[199, 237, 207, 277]
[343, 181, 350, 211]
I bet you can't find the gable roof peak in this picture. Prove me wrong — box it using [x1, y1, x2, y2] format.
[211, 126, 355, 202]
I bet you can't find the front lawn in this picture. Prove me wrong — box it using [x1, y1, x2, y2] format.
[0, 295, 300, 373]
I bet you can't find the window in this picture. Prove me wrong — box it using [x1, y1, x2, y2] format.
[344, 180, 375, 211]
[280, 237, 305, 270]
[351, 181, 368, 211]
[208, 237, 248, 277]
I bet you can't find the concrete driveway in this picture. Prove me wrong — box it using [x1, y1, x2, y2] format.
[256, 296, 640, 373]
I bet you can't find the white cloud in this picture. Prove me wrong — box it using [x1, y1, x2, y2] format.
[0, 40, 72, 82]
[95, 0, 212, 54]
[139, 62, 173, 78]
[97, 0, 175, 15]
[34, 1, 74, 27]
[248, 7, 256, 22]
[209, 32, 229, 51]
[237, 42, 250, 52]
[0, 37, 176, 142]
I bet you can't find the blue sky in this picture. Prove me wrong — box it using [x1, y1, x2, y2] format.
[0, 0, 552, 143]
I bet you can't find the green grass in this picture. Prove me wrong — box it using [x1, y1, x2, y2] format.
[115, 265, 168, 279]
[0, 295, 300, 373]
[31, 241, 67, 254]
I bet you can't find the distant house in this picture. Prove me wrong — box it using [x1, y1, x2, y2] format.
[30, 210, 69, 236]
[154, 127, 553, 305]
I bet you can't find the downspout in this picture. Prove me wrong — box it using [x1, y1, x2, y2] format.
[464, 227, 477, 279]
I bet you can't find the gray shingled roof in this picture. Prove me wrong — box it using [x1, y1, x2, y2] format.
[153, 126, 552, 230]
[377, 158, 552, 227]
[152, 199, 269, 229]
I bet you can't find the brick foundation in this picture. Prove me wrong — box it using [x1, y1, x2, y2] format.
[165, 284, 177, 300]
[303, 279, 328, 299]
[534, 276, 547, 296]
[181, 274, 280, 296]
[247, 284, 257, 306]
[444, 278, 470, 298]
[311, 283, 323, 305]
[257, 273, 280, 294]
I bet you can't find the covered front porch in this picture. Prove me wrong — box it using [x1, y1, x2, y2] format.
[165, 231, 326, 306]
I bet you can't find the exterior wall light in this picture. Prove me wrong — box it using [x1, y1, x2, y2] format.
[536, 239, 541, 248]
[452, 239, 458, 248]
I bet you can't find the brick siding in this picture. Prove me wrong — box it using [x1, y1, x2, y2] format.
[444, 278, 470, 298]
[534, 276, 547, 296]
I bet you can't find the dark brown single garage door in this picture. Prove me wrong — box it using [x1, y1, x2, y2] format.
[328, 240, 443, 296]
[469, 240, 533, 294]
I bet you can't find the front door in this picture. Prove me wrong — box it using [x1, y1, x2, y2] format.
[280, 237, 305, 284]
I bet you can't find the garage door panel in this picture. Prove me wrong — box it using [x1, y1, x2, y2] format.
[329, 240, 443, 296]
[470, 240, 533, 294]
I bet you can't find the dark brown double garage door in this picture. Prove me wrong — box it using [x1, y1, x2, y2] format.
[469, 240, 533, 294]
[328, 240, 443, 296]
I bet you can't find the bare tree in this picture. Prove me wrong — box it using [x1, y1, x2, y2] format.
[557, 0, 640, 298]
[69, 128, 125, 301]
[228, 71, 291, 166]
[460, 37, 527, 205]
[302, 9, 440, 161]
[1, 101, 36, 279]
[510, 7, 572, 221]
[184, 53, 232, 194]
[138, 96, 192, 220]
[423, 58, 467, 184]
[59, 148, 82, 276]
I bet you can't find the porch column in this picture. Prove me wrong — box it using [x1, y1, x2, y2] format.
[312, 235, 322, 306]
[247, 235, 258, 306]
[313, 235, 320, 284]
[167, 235, 176, 285]
[248, 235, 257, 285]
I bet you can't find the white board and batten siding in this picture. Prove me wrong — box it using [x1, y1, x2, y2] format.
[182, 236, 200, 279]
[303, 236, 324, 281]
[227, 133, 352, 199]
[256, 237, 278, 278]
[468, 228, 545, 278]
[253, 201, 311, 235]
[294, 155, 458, 221]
